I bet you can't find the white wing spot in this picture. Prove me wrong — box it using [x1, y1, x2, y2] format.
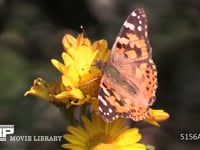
[137, 15, 141, 19]
[152, 65, 156, 69]
[123, 20, 135, 30]
[152, 90, 156, 95]
[139, 20, 142, 24]
[98, 95, 108, 106]
[137, 26, 142, 31]
[132, 11, 137, 16]
[108, 108, 113, 113]
[99, 106, 103, 112]
[145, 31, 148, 37]
[100, 84, 110, 96]
[149, 59, 154, 63]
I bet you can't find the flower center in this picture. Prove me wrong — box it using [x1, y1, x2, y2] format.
[89, 133, 114, 150]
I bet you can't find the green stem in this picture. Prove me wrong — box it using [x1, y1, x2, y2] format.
[58, 104, 76, 126]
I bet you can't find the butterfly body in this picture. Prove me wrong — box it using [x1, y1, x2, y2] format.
[97, 8, 157, 122]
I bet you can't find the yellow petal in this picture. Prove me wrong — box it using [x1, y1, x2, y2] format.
[62, 75, 75, 88]
[51, 59, 68, 74]
[24, 78, 54, 102]
[106, 119, 124, 137]
[67, 126, 89, 141]
[93, 40, 110, 61]
[77, 33, 91, 47]
[54, 89, 84, 100]
[121, 143, 146, 150]
[92, 143, 120, 150]
[63, 134, 86, 147]
[144, 109, 170, 127]
[149, 109, 170, 121]
[81, 115, 96, 137]
[62, 52, 74, 67]
[116, 128, 141, 145]
[62, 34, 77, 51]
[93, 39, 108, 52]
[62, 143, 85, 150]
[61, 65, 80, 87]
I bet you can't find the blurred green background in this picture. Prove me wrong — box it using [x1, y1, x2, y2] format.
[0, 0, 200, 149]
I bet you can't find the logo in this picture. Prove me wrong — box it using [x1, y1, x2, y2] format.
[0, 125, 14, 141]
[0, 124, 62, 142]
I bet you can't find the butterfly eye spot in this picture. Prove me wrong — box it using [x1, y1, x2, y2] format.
[145, 70, 150, 74]
[138, 106, 144, 112]
[151, 89, 154, 94]
[152, 77, 156, 81]
[130, 108, 137, 113]
[116, 42, 123, 49]
[146, 86, 149, 91]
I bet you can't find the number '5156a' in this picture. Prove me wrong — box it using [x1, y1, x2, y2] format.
[180, 133, 200, 141]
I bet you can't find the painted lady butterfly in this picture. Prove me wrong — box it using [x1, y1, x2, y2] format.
[97, 8, 158, 122]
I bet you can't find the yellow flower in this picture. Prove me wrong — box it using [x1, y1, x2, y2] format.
[62, 113, 146, 150]
[24, 78, 81, 106]
[144, 109, 170, 127]
[25, 33, 110, 108]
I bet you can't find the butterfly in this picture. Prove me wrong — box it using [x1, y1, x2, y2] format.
[97, 8, 158, 122]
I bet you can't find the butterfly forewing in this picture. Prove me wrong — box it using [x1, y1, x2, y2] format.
[111, 8, 152, 65]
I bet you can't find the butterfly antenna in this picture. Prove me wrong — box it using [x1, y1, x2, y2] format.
[80, 25, 89, 38]
[79, 77, 100, 87]
[81, 64, 96, 71]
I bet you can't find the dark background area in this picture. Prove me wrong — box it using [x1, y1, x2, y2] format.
[0, 0, 200, 149]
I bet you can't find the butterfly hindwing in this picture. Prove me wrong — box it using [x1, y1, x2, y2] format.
[98, 75, 129, 122]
